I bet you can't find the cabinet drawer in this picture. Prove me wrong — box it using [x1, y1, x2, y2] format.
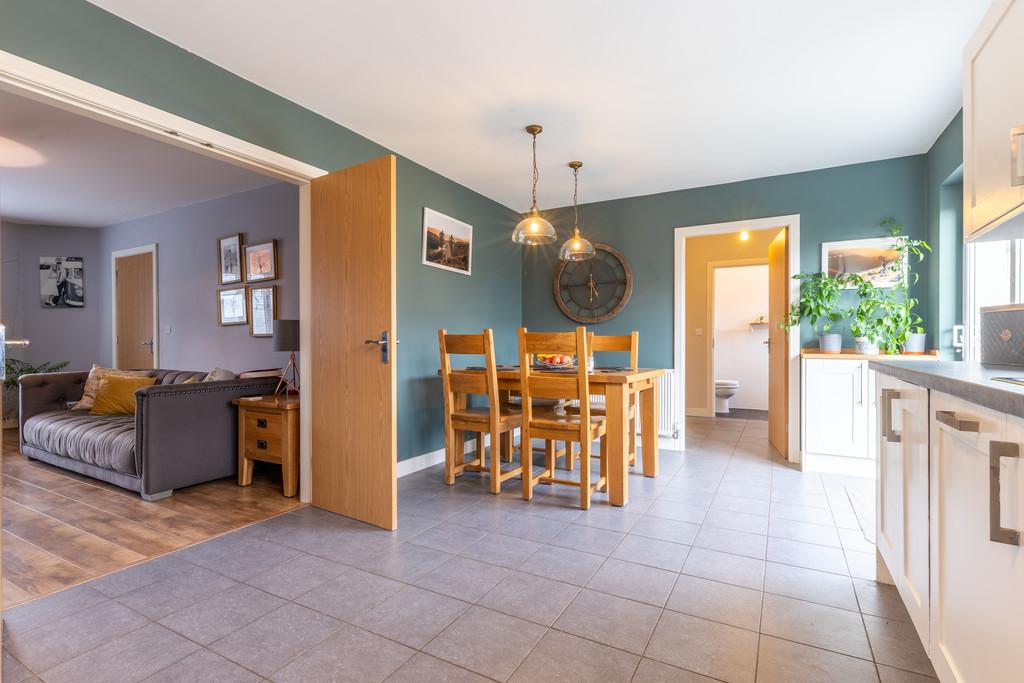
[243, 410, 284, 456]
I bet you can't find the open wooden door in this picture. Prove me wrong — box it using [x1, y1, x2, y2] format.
[767, 229, 789, 457]
[114, 251, 156, 369]
[310, 155, 397, 530]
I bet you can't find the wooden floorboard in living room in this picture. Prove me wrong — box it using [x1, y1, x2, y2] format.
[1, 429, 303, 609]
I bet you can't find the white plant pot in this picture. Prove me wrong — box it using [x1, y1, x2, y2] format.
[854, 337, 879, 355]
[902, 332, 927, 354]
[818, 333, 842, 354]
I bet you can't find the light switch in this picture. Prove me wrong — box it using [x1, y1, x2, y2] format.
[164, 324, 172, 334]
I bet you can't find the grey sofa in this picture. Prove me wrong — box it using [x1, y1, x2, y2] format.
[19, 369, 279, 500]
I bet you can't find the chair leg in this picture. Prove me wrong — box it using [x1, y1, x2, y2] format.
[544, 441, 555, 482]
[566, 441, 576, 471]
[444, 426, 457, 485]
[521, 430, 533, 501]
[489, 432, 501, 495]
[599, 435, 608, 493]
[579, 437, 592, 510]
[476, 433, 485, 464]
[502, 431, 513, 463]
[629, 415, 637, 467]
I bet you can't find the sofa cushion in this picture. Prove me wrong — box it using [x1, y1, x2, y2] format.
[91, 375, 157, 416]
[75, 365, 153, 411]
[22, 410, 137, 475]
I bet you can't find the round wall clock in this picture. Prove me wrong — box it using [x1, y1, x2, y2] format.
[553, 243, 633, 323]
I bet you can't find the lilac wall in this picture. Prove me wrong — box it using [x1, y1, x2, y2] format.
[98, 182, 299, 372]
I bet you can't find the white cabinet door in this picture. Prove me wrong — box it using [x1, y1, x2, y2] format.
[804, 359, 868, 458]
[876, 373, 904, 582]
[929, 391, 1023, 683]
[964, 0, 1024, 237]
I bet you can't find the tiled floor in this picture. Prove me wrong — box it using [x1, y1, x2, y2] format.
[1, 417, 936, 682]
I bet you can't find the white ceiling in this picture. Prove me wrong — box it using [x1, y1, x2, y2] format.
[89, 0, 990, 211]
[0, 89, 276, 227]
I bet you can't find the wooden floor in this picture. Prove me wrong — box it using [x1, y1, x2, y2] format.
[1, 429, 303, 609]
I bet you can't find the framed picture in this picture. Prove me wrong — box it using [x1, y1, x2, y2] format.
[422, 208, 472, 276]
[40, 257, 85, 308]
[821, 236, 905, 288]
[218, 287, 247, 325]
[218, 233, 243, 285]
[248, 285, 277, 337]
[245, 240, 278, 282]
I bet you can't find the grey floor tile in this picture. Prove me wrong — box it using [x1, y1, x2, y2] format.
[188, 539, 300, 582]
[271, 623, 414, 683]
[144, 649, 260, 682]
[294, 566, 404, 621]
[8, 599, 148, 673]
[354, 585, 469, 648]
[610, 534, 690, 571]
[424, 606, 546, 682]
[863, 615, 936, 677]
[838, 528, 877, 554]
[632, 658, 719, 682]
[572, 505, 645, 533]
[553, 588, 660, 654]
[42, 623, 198, 683]
[693, 526, 767, 559]
[91, 555, 194, 599]
[646, 610, 758, 683]
[766, 537, 850, 575]
[629, 515, 700, 545]
[516, 544, 605, 586]
[491, 514, 569, 543]
[877, 664, 938, 682]
[413, 555, 510, 602]
[510, 629, 639, 683]
[1, 649, 33, 683]
[701, 509, 769, 535]
[358, 541, 453, 581]
[646, 500, 708, 524]
[158, 583, 286, 645]
[586, 557, 676, 607]
[761, 594, 872, 660]
[665, 574, 762, 631]
[461, 533, 543, 568]
[479, 571, 579, 626]
[764, 561, 859, 610]
[409, 521, 491, 552]
[711, 494, 771, 516]
[1, 584, 108, 637]
[768, 518, 843, 548]
[756, 634, 879, 683]
[846, 550, 878, 580]
[210, 603, 341, 677]
[245, 553, 347, 600]
[547, 523, 625, 556]
[116, 564, 238, 620]
[771, 502, 835, 526]
[682, 547, 765, 590]
[385, 652, 490, 683]
[853, 579, 912, 623]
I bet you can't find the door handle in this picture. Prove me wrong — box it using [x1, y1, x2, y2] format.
[364, 331, 398, 364]
[989, 441, 1020, 545]
[881, 388, 901, 442]
[141, 339, 154, 350]
[935, 410, 980, 432]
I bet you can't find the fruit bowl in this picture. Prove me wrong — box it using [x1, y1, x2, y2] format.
[535, 354, 575, 369]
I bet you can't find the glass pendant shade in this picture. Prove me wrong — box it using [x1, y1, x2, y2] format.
[513, 208, 557, 245]
[559, 228, 595, 261]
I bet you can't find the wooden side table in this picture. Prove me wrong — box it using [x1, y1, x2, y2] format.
[232, 395, 300, 497]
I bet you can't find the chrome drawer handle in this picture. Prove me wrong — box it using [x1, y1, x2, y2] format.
[257, 439, 268, 450]
[881, 388, 901, 443]
[989, 441, 1020, 546]
[257, 418, 268, 428]
[935, 410, 980, 433]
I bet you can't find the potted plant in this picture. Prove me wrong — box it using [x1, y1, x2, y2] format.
[847, 274, 885, 354]
[3, 358, 69, 428]
[784, 272, 848, 353]
[879, 218, 930, 354]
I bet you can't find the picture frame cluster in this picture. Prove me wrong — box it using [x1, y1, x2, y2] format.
[217, 234, 278, 337]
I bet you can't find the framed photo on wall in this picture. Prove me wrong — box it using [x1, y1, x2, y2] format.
[245, 240, 278, 282]
[218, 287, 247, 325]
[218, 233, 244, 284]
[422, 208, 472, 276]
[248, 285, 276, 337]
[821, 236, 906, 289]
[40, 257, 85, 308]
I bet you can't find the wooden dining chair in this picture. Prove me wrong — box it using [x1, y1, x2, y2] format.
[438, 329, 522, 494]
[563, 331, 640, 471]
[518, 327, 607, 509]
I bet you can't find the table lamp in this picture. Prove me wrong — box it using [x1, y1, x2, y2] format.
[273, 319, 300, 394]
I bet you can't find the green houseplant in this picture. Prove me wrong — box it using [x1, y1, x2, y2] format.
[783, 272, 849, 353]
[880, 218, 931, 353]
[846, 274, 886, 354]
[3, 358, 69, 427]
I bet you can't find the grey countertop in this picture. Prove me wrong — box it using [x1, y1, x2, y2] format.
[869, 360, 1024, 418]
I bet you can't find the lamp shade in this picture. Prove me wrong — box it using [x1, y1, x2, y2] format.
[273, 319, 300, 352]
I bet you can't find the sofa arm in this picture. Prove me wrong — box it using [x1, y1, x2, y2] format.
[135, 377, 279, 496]
[19, 371, 89, 435]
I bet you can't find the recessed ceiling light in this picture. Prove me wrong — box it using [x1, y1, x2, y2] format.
[739, 231, 749, 241]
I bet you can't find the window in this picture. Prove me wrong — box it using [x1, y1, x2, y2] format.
[966, 238, 1024, 359]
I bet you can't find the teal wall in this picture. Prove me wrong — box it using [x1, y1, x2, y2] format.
[522, 156, 930, 366]
[1, 0, 521, 462]
[924, 111, 965, 359]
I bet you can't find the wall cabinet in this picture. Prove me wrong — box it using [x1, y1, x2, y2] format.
[964, 0, 1024, 237]
[802, 358, 874, 475]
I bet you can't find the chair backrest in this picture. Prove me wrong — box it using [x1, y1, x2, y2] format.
[438, 329, 500, 419]
[587, 331, 639, 371]
[518, 327, 590, 435]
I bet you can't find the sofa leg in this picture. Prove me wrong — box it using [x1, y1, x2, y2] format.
[141, 489, 173, 502]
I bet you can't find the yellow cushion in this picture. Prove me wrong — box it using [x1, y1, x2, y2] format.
[90, 375, 157, 416]
[76, 364, 153, 410]
[183, 377, 199, 384]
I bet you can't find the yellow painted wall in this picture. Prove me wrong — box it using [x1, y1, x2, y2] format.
[685, 230, 781, 414]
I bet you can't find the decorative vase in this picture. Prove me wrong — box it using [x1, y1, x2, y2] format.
[854, 337, 879, 355]
[903, 332, 927, 354]
[818, 333, 842, 354]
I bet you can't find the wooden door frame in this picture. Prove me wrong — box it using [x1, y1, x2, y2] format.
[706, 258, 770, 417]
[673, 215, 802, 463]
[111, 244, 160, 368]
[0, 48, 328, 502]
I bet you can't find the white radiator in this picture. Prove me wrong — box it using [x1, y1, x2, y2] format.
[576, 369, 678, 439]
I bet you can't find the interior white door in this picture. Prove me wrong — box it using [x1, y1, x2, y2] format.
[804, 359, 867, 458]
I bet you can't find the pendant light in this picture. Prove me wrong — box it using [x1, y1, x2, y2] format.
[512, 124, 557, 245]
[558, 160, 596, 261]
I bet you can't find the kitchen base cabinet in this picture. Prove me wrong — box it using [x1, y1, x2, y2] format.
[929, 391, 1023, 683]
[803, 358, 874, 476]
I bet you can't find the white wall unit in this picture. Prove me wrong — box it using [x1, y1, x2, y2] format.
[802, 358, 874, 475]
[963, 0, 1024, 238]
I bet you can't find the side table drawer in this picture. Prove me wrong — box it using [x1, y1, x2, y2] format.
[244, 410, 283, 456]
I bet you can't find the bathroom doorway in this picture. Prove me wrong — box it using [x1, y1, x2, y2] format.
[710, 261, 769, 420]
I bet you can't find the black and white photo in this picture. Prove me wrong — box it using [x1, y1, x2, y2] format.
[40, 257, 84, 308]
[218, 233, 243, 284]
[218, 287, 247, 325]
[248, 285, 276, 337]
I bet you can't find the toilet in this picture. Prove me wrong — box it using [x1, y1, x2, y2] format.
[714, 379, 740, 415]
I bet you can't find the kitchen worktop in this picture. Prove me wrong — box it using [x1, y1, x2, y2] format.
[869, 360, 1024, 418]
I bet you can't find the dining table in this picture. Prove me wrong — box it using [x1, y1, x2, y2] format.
[442, 366, 666, 506]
